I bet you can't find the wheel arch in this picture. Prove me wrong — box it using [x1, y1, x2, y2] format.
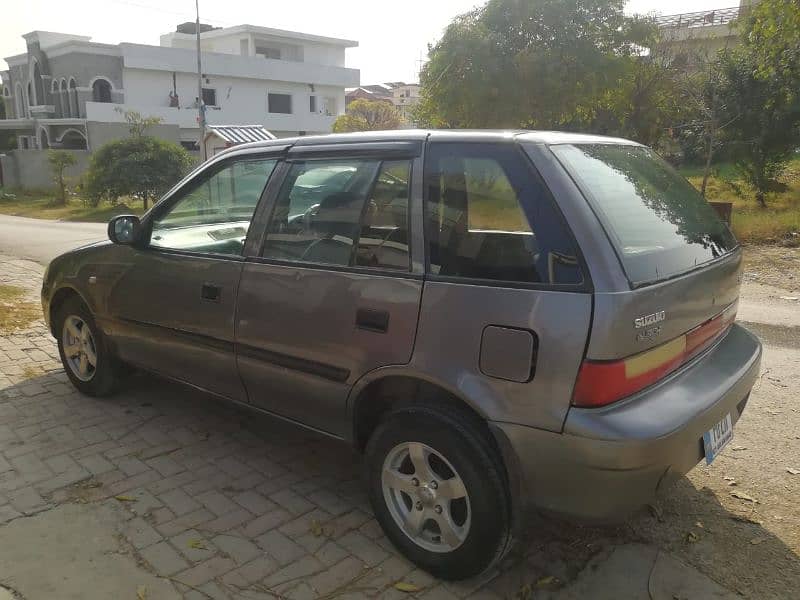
[348, 368, 495, 453]
[48, 285, 89, 336]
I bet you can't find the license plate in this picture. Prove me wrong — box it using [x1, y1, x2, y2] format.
[703, 413, 733, 465]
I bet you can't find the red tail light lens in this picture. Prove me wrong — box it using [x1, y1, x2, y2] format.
[572, 301, 738, 408]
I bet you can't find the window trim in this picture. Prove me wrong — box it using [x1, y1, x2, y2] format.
[422, 140, 591, 292]
[255, 156, 415, 274]
[138, 153, 281, 259]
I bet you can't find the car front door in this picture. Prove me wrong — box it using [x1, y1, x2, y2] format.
[105, 151, 280, 401]
[236, 142, 425, 437]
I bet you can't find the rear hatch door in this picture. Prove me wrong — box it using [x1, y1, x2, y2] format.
[550, 142, 741, 361]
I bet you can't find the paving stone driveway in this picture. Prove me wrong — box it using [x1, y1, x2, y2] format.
[0, 255, 523, 600]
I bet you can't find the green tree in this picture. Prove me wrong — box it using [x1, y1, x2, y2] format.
[114, 107, 164, 137]
[48, 150, 78, 205]
[85, 137, 193, 209]
[716, 0, 800, 206]
[417, 0, 660, 135]
[332, 99, 403, 132]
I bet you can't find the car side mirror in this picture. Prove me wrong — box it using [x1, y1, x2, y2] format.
[108, 215, 141, 245]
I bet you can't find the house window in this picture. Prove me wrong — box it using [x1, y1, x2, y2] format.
[240, 38, 249, 56]
[309, 95, 317, 113]
[202, 88, 217, 106]
[256, 46, 281, 59]
[268, 93, 292, 114]
[92, 79, 112, 103]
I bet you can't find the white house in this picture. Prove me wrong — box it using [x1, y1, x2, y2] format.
[0, 23, 360, 151]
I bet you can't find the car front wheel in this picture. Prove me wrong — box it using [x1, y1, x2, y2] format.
[365, 403, 512, 580]
[56, 296, 118, 396]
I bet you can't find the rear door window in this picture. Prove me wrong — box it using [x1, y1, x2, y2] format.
[550, 144, 737, 285]
[424, 142, 583, 285]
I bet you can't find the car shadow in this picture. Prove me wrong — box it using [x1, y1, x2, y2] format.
[1, 369, 798, 599]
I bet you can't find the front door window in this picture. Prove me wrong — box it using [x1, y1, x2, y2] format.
[150, 158, 277, 255]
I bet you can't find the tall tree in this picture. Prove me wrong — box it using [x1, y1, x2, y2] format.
[332, 99, 403, 133]
[417, 0, 659, 134]
[716, 0, 800, 206]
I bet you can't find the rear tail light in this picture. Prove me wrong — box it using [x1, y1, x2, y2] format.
[572, 301, 737, 408]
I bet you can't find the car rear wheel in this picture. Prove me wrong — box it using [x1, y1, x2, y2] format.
[365, 403, 512, 580]
[56, 297, 118, 396]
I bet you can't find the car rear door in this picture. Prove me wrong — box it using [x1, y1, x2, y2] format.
[104, 149, 283, 400]
[410, 138, 593, 432]
[236, 141, 425, 437]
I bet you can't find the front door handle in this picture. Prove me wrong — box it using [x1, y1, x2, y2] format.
[356, 308, 389, 333]
[201, 283, 221, 302]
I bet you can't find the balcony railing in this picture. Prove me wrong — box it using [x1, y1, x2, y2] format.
[655, 6, 741, 29]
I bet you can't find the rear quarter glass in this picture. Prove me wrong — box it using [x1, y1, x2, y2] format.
[549, 143, 737, 286]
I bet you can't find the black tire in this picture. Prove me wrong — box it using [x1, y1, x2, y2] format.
[55, 296, 118, 397]
[365, 403, 512, 580]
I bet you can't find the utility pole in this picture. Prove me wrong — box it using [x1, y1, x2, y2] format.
[196, 0, 207, 160]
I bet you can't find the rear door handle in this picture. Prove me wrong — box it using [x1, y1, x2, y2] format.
[356, 308, 389, 333]
[201, 283, 221, 302]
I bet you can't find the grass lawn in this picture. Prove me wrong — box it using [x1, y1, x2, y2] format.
[0, 190, 144, 223]
[680, 158, 800, 245]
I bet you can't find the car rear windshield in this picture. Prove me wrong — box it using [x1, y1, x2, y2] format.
[550, 143, 737, 285]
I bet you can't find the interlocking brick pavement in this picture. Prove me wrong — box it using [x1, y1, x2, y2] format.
[0, 253, 529, 599]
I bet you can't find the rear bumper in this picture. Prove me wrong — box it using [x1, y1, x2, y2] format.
[491, 323, 762, 522]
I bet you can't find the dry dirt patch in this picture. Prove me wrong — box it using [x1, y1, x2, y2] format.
[0, 284, 40, 334]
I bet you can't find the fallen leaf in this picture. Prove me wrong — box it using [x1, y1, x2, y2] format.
[695, 521, 704, 529]
[686, 531, 700, 543]
[732, 446, 748, 451]
[779, 296, 798, 301]
[728, 481, 738, 486]
[394, 581, 422, 593]
[114, 495, 136, 502]
[731, 491, 757, 503]
[787, 468, 800, 475]
[188, 539, 207, 550]
[137, 585, 147, 600]
[309, 519, 324, 537]
[536, 575, 559, 588]
[749, 537, 765, 545]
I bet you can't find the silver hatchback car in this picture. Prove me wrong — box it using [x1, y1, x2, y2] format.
[42, 131, 761, 579]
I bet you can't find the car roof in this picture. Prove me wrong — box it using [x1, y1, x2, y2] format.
[225, 129, 640, 154]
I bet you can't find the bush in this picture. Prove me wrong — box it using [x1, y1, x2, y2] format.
[85, 136, 193, 209]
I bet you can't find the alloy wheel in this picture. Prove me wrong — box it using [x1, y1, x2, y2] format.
[381, 441, 471, 553]
[62, 315, 97, 382]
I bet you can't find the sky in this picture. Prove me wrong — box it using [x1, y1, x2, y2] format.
[1, 0, 736, 84]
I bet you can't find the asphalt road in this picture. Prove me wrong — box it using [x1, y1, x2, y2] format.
[0, 214, 106, 264]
